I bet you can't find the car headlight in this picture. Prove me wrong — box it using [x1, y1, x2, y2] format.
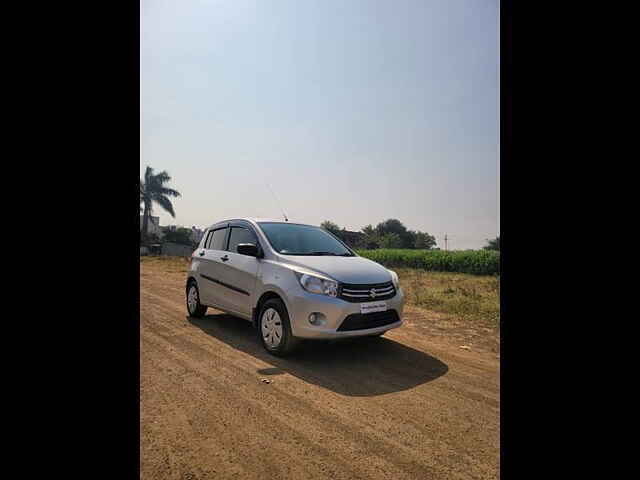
[295, 272, 338, 297]
[388, 269, 400, 289]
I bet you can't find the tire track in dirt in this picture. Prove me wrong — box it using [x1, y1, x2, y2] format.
[142, 314, 444, 479]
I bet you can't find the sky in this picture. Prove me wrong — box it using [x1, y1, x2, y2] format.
[141, 0, 499, 250]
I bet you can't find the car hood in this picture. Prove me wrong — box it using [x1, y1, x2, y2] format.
[280, 255, 392, 284]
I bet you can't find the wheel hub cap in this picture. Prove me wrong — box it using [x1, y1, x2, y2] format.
[188, 286, 198, 313]
[261, 308, 283, 348]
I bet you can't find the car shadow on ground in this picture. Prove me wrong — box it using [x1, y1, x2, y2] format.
[187, 312, 449, 397]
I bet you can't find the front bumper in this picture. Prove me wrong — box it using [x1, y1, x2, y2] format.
[287, 287, 405, 339]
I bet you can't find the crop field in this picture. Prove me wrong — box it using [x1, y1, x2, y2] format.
[356, 248, 500, 275]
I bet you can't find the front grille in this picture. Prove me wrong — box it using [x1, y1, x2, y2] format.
[338, 281, 396, 303]
[337, 309, 400, 332]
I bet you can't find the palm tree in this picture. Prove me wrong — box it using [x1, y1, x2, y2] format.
[140, 166, 181, 242]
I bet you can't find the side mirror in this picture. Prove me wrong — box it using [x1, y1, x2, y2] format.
[236, 243, 261, 258]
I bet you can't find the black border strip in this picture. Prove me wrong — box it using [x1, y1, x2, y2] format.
[200, 274, 250, 296]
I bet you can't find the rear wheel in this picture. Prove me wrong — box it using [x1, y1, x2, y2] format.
[186, 281, 207, 318]
[259, 298, 299, 356]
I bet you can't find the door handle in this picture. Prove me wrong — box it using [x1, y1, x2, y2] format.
[220, 255, 229, 262]
[199, 251, 205, 256]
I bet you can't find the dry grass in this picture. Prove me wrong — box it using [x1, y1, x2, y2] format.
[140, 255, 190, 273]
[397, 268, 500, 328]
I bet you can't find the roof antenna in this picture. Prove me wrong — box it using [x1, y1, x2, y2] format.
[266, 183, 288, 222]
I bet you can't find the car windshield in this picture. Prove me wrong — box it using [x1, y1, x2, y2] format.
[257, 222, 355, 256]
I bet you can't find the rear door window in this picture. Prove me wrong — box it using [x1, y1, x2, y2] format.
[209, 228, 228, 251]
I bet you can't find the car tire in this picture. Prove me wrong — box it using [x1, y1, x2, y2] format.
[259, 298, 300, 356]
[186, 281, 207, 318]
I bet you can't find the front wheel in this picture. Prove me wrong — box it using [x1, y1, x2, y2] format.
[186, 281, 207, 318]
[259, 298, 300, 356]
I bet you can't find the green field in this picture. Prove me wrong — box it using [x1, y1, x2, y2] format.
[355, 249, 499, 275]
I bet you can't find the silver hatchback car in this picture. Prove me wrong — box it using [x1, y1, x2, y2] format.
[186, 218, 405, 356]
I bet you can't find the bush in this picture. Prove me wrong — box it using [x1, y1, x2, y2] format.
[355, 249, 500, 275]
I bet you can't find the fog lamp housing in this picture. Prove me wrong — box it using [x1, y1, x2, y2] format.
[308, 312, 327, 326]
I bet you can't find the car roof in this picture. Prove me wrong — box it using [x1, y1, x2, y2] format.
[245, 217, 289, 224]
[205, 218, 314, 230]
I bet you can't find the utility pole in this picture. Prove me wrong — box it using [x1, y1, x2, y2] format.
[444, 234, 448, 251]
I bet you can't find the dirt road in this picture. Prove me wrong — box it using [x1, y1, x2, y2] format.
[140, 262, 500, 480]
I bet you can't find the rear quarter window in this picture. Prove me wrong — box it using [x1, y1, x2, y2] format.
[202, 230, 212, 249]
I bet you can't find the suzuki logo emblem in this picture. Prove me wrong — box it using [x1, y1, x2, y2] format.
[369, 288, 377, 298]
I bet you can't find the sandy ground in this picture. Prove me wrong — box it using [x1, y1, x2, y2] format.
[140, 262, 500, 479]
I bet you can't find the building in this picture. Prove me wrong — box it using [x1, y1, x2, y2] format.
[140, 215, 162, 237]
[190, 226, 205, 244]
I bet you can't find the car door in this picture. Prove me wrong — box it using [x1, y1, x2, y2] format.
[215, 224, 261, 316]
[196, 225, 231, 309]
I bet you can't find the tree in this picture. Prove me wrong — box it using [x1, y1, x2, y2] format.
[379, 233, 403, 249]
[321, 220, 357, 244]
[375, 219, 414, 248]
[360, 220, 438, 249]
[361, 224, 381, 249]
[320, 220, 341, 236]
[361, 224, 375, 236]
[483, 236, 500, 251]
[414, 231, 437, 249]
[320, 220, 345, 242]
[162, 227, 194, 246]
[140, 166, 181, 242]
[146, 232, 161, 244]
